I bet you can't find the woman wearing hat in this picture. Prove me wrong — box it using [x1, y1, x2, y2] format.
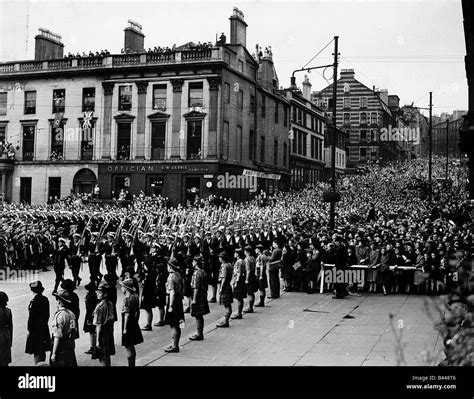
[25, 281, 51, 364]
[60, 279, 80, 340]
[140, 248, 159, 331]
[254, 245, 268, 307]
[50, 291, 77, 367]
[93, 282, 117, 366]
[216, 251, 233, 327]
[0, 291, 12, 367]
[120, 278, 143, 367]
[243, 246, 258, 313]
[83, 281, 98, 356]
[231, 249, 247, 320]
[189, 255, 210, 341]
[163, 257, 185, 352]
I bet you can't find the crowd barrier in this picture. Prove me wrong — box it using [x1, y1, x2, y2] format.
[318, 263, 416, 294]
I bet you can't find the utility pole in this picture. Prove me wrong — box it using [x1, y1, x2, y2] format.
[428, 91, 433, 204]
[329, 36, 339, 231]
[446, 119, 449, 180]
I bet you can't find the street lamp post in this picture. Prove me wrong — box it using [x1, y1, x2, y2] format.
[289, 36, 339, 230]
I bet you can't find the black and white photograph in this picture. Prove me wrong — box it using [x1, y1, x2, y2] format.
[0, 0, 473, 395]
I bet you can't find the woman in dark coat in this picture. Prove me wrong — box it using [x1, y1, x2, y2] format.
[140, 250, 158, 331]
[189, 255, 210, 341]
[377, 247, 393, 295]
[293, 243, 307, 292]
[0, 291, 12, 367]
[268, 240, 283, 298]
[305, 249, 321, 294]
[154, 249, 168, 327]
[120, 278, 143, 367]
[163, 257, 185, 353]
[93, 282, 117, 366]
[83, 281, 98, 356]
[25, 281, 51, 364]
[281, 244, 294, 291]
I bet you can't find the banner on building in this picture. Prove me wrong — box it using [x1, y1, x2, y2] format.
[242, 169, 281, 180]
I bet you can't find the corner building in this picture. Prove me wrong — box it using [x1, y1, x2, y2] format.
[0, 9, 291, 205]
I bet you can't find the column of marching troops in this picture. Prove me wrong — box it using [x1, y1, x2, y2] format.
[0, 212, 298, 367]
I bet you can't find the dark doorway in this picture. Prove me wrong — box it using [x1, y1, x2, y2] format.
[113, 175, 131, 199]
[147, 175, 164, 197]
[20, 177, 32, 204]
[48, 177, 61, 200]
[73, 168, 97, 195]
[184, 176, 200, 204]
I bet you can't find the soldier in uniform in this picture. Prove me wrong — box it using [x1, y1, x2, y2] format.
[69, 233, 83, 287]
[87, 232, 103, 284]
[189, 254, 209, 341]
[103, 232, 119, 279]
[50, 291, 77, 367]
[216, 251, 233, 328]
[53, 238, 70, 294]
[25, 281, 51, 364]
[119, 233, 135, 278]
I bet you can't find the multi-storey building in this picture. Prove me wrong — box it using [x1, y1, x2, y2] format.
[323, 125, 347, 179]
[279, 76, 327, 189]
[312, 69, 409, 169]
[0, 9, 291, 204]
[432, 117, 464, 160]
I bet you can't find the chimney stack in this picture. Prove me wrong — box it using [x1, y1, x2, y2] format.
[388, 95, 400, 112]
[229, 7, 247, 47]
[302, 75, 312, 100]
[340, 69, 355, 79]
[124, 20, 145, 53]
[378, 89, 389, 105]
[34, 28, 64, 60]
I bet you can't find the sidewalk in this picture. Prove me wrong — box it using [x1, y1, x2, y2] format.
[3, 267, 444, 366]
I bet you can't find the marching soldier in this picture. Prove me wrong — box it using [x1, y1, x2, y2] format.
[69, 233, 83, 287]
[87, 232, 103, 284]
[53, 238, 70, 294]
[103, 232, 119, 279]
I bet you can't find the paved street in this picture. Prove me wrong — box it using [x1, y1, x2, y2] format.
[1, 265, 444, 367]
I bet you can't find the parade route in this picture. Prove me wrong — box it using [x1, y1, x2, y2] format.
[2, 265, 444, 367]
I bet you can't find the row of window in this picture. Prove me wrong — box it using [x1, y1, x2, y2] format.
[291, 167, 323, 189]
[222, 121, 288, 167]
[292, 128, 323, 160]
[16, 119, 203, 162]
[291, 105, 323, 133]
[343, 96, 369, 109]
[0, 83, 205, 116]
[343, 112, 378, 126]
[349, 146, 379, 161]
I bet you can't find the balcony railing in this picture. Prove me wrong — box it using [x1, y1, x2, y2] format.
[48, 59, 72, 69]
[146, 52, 175, 64]
[0, 48, 222, 75]
[112, 54, 141, 66]
[19, 61, 43, 72]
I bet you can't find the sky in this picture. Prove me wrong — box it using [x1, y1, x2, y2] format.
[0, 0, 468, 116]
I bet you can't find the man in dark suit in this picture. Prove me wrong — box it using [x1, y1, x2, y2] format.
[25, 281, 51, 364]
[333, 235, 349, 299]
